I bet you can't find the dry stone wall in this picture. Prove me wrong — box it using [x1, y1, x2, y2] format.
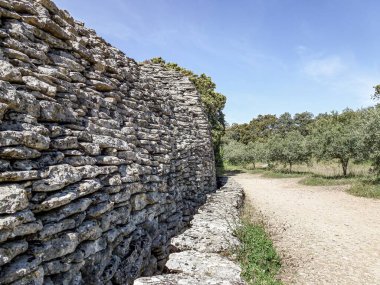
[0, 1, 216, 284]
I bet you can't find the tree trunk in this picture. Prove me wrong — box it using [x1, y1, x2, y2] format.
[341, 158, 349, 176]
[253, 162, 256, 169]
[289, 162, 292, 173]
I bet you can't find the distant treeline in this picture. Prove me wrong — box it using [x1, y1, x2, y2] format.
[223, 105, 380, 176]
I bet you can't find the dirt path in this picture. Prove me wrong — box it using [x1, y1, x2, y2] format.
[232, 173, 380, 285]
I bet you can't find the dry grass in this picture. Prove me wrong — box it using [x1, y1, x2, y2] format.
[291, 160, 370, 177]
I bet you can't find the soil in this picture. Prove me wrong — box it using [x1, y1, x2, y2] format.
[232, 173, 380, 285]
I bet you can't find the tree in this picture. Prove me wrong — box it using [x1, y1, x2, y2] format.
[222, 140, 249, 165]
[150, 57, 226, 166]
[293, 112, 314, 136]
[362, 106, 380, 175]
[309, 110, 364, 176]
[267, 130, 310, 172]
[276, 112, 294, 136]
[246, 141, 267, 169]
[222, 139, 267, 168]
[372, 84, 380, 100]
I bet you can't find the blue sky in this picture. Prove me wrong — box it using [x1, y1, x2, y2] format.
[55, 0, 380, 124]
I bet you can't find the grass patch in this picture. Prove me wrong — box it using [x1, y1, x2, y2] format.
[347, 180, 380, 199]
[235, 207, 282, 285]
[299, 176, 354, 186]
[261, 171, 305, 179]
[298, 175, 380, 199]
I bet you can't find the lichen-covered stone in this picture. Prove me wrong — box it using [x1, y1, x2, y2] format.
[0, 131, 50, 150]
[30, 232, 79, 262]
[0, 184, 28, 214]
[0, 146, 41, 160]
[0, 60, 22, 82]
[32, 164, 82, 192]
[166, 251, 243, 283]
[0, 255, 41, 284]
[0, 240, 28, 266]
[0, 170, 42, 182]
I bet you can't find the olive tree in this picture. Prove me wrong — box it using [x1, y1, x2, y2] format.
[267, 130, 310, 172]
[362, 106, 380, 175]
[222, 140, 249, 165]
[223, 140, 267, 168]
[309, 111, 364, 176]
[246, 141, 268, 169]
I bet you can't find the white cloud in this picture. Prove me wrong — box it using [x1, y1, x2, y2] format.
[302, 55, 346, 78]
[296, 46, 380, 106]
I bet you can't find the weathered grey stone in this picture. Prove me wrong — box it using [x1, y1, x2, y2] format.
[92, 135, 131, 150]
[131, 193, 160, 211]
[39, 101, 77, 123]
[0, 170, 42, 182]
[38, 198, 92, 223]
[166, 251, 243, 283]
[50, 136, 78, 150]
[0, 184, 28, 214]
[32, 164, 82, 192]
[23, 16, 71, 40]
[0, 131, 50, 150]
[76, 220, 102, 242]
[9, 266, 44, 285]
[34, 190, 77, 212]
[87, 201, 114, 218]
[0, 221, 42, 243]
[48, 52, 84, 72]
[38, 218, 76, 239]
[96, 156, 125, 165]
[0, 159, 11, 171]
[0, 60, 22, 82]
[0, 103, 8, 120]
[22, 76, 56, 97]
[30, 232, 79, 262]
[134, 273, 244, 285]
[0, 240, 28, 266]
[78, 142, 101, 155]
[62, 155, 97, 166]
[0, 255, 41, 284]
[0, 146, 41, 159]
[0, 210, 35, 231]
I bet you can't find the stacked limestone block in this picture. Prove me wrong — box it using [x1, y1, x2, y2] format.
[0, 0, 216, 284]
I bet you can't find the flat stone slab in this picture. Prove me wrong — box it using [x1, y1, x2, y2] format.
[134, 273, 245, 285]
[166, 251, 244, 283]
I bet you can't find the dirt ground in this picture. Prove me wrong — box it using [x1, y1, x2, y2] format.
[232, 173, 380, 285]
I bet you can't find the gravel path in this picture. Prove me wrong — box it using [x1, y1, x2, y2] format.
[232, 173, 380, 285]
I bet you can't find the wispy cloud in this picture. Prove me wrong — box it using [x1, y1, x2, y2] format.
[296, 46, 379, 105]
[302, 55, 346, 78]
